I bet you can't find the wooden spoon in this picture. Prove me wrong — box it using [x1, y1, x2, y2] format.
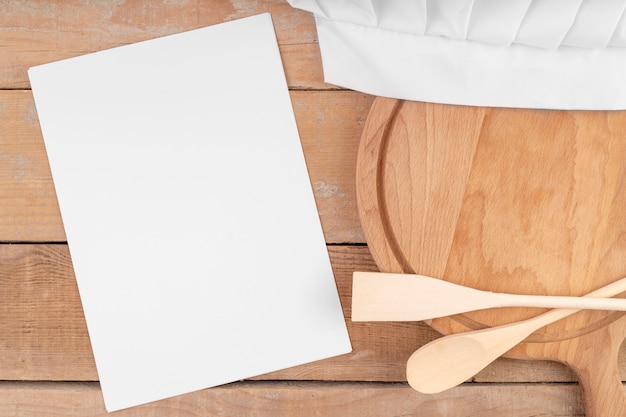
[405, 275, 626, 394]
[352, 271, 626, 321]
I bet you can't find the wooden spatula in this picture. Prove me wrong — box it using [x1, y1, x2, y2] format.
[352, 271, 626, 321]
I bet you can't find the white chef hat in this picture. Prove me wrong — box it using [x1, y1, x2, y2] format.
[289, 0, 626, 109]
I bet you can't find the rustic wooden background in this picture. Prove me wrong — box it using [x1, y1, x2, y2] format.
[1, 1, 622, 415]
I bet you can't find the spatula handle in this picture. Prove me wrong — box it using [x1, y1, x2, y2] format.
[502, 293, 626, 311]
[524, 276, 626, 329]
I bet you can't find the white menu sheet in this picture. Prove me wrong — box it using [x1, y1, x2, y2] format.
[28, 13, 351, 412]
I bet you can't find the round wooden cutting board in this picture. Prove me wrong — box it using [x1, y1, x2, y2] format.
[356, 98, 626, 416]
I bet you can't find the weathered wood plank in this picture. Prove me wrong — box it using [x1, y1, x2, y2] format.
[3, 243, 623, 384]
[0, 244, 93, 380]
[0, 244, 435, 381]
[0, 91, 64, 241]
[296, 92, 373, 244]
[0, 0, 328, 89]
[0, 381, 587, 417]
[0, 90, 372, 243]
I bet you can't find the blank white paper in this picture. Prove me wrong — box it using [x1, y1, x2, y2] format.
[28, 13, 351, 412]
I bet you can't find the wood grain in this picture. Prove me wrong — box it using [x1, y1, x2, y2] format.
[0, 381, 588, 417]
[1, 0, 613, 414]
[0, 90, 372, 244]
[0, 0, 328, 90]
[7, 242, 626, 385]
[0, 244, 437, 382]
[356, 98, 485, 278]
[357, 98, 626, 416]
[0, 91, 64, 241]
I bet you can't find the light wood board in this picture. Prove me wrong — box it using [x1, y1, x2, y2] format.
[357, 98, 626, 416]
[0, 381, 587, 417]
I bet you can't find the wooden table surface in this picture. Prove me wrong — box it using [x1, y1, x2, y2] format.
[0, 1, 620, 415]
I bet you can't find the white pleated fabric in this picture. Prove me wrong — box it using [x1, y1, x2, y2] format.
[289, 0, 626, 109]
